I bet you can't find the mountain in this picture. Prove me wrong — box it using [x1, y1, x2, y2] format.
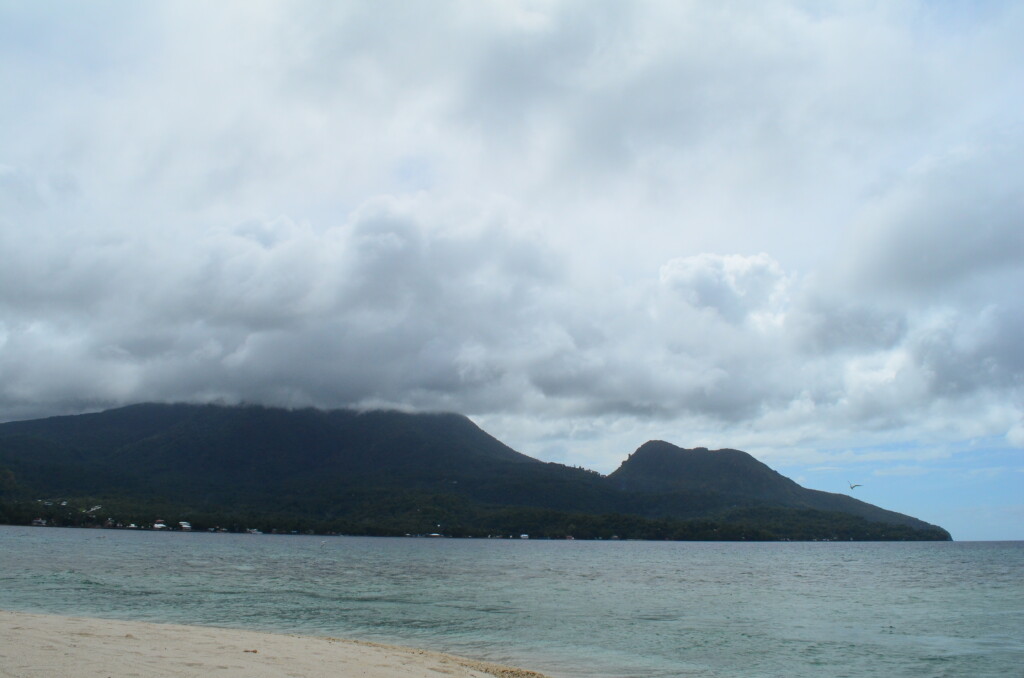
[608, 441, 936, 531]
[0, 404, 950, 540]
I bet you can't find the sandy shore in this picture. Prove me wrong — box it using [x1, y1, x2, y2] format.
[0, 610, 550, 678]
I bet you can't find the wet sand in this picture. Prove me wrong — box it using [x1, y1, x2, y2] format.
[0, 610, 550, 678]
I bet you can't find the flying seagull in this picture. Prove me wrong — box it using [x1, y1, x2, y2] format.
[848, 482, 862, 490]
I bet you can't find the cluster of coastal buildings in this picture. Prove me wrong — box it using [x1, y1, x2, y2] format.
[28, 500, 565, 539]
[31, 516, 194, 531]
[27, 517, 556, 540]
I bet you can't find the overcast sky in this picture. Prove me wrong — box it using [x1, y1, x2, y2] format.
[2, 1, 1022, 539]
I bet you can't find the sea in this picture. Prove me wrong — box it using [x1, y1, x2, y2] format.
[1, 526, 1021, 678]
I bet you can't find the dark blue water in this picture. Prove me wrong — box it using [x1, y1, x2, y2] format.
[1, 526, 1021, 677]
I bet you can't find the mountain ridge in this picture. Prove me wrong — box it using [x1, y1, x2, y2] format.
[0, 403, 950, 540]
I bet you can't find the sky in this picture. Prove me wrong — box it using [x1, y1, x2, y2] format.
[1, 1, 1022, 540]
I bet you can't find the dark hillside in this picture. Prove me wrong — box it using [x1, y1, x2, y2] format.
[0, 404, 950, 540]
[609, 440, 939, 531]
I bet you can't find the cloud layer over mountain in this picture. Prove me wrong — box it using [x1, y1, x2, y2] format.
[2, 2, 1022, 483]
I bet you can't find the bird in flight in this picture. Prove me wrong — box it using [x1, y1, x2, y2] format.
[848, 482, 862, 490]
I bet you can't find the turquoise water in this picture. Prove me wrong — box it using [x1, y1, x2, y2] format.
[1, 526, 1021, 677]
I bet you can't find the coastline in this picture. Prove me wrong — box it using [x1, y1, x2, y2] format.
[0, 610, 550, 678]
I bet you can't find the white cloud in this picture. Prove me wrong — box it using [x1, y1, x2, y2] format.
[1008, 421, 1024, 449]
[1, 0, 1023, 484]
[659, 253, 790, 325]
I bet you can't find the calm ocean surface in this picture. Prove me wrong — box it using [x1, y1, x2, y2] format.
[1, 526, 1021, 678]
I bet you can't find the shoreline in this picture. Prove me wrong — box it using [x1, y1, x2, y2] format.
[0, 610, 551, 678]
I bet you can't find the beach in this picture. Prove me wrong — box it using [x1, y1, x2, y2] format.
[0, 611, 549, 678]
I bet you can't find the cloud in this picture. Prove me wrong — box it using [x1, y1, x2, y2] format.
[1, 1, 1023, 482]
[659, 253, 790, 325]
[1007, 421, 1024, 449]
[840, 144, 1024, 302]
[874, 466, 932, 477]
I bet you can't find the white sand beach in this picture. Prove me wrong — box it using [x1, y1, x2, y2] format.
[0, 610, 549, 678]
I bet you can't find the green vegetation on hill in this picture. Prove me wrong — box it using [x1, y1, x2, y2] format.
[0, 403, 951, 541]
